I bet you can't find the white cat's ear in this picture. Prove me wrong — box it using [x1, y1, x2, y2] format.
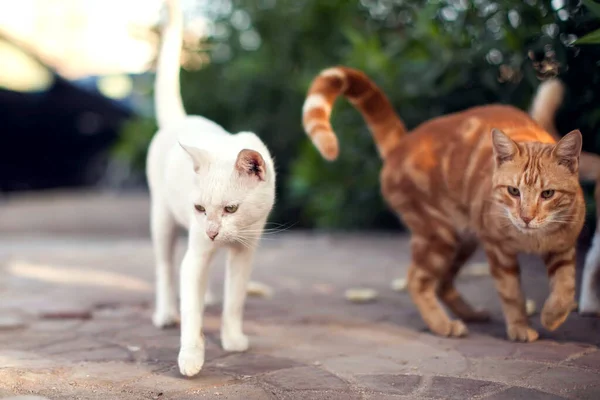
[179, 142, 210, 173]
[235, 149, 266, 181]
[491, 128, 519, 165]
[553, 129, 582, 173]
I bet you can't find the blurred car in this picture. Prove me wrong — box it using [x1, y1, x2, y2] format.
[0, 34, 134, 192]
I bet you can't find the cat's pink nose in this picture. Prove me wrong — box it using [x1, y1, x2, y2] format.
[521, 215, 533, 225]
[207, 230, 219, 240]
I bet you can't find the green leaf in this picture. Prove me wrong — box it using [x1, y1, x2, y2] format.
[574, 28, 600, 44]
[582, 0, 600, 18]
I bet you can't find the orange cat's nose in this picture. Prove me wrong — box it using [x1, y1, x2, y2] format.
[521, 215, 533, 225]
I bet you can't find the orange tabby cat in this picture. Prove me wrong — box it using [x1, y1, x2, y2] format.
[302, 66, 585, 342]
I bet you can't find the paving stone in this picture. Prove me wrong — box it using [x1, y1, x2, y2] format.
[0, 230, 600, 398]
[0, 316, 26, 331]
[129, 366, 234, 393]
[485, 387, 567, 400]
[526, 366, 600, 399]
[65, 362, 150, 385]
[0, 397, 51, 400]
[320, 355, 405, 377]
[263, 366, 348, 391]
[421, 376, 505, 400]
[212, 353, 300, 376]
[57, 346, 133, 362]
[455, 338, 516, 359]
[35, 337, 104, 356]
[38, 306, 92, 320]
[355, 374, 421, 395]
[180, 383, 277, 399]
[277, 390, 361, 400]
[28, 320, 82, 332]
[362, 395, 414, 400]
[567, 349, 600, 371]
[468, 359, 545, 384]
[510, 341, 592, 363]
[0, 351, 59, 369]
[374, 341, 469, 376]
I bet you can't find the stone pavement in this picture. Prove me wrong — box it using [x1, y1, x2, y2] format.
[0, 191, 599, 399]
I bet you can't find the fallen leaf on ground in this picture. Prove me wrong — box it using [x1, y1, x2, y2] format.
[526, 299, 536, 316]
[345, 288, 378, 303]
[247, 281, 274, 298]
[391, 278, 407, 292]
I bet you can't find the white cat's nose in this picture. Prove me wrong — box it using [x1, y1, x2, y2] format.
[207, 230, 219, 240]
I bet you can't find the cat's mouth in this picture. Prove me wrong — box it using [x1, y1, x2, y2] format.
[512, 221, 540, 232]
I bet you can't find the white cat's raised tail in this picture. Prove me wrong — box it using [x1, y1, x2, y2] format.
[147, 0, 276, 377]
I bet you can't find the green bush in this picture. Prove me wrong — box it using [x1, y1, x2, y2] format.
[114, 0, 600, 230]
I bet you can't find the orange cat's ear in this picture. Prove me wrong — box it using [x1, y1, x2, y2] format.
[553, 129, 582, 173]
[491, 128, 518, 165]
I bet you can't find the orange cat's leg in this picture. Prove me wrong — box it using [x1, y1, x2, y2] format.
[407, 234, 468, 338]
[484, 244, 538, 342]
[541, 248, 577, 331]
[437, 240, 490, 322]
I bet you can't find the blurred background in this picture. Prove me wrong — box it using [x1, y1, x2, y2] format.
[2, 0, 600, 233]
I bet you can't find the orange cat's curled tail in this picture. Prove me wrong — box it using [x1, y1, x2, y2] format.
[302, 66, 406, 161]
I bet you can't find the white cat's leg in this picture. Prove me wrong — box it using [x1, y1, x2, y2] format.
[204, 286, 218, 305]
[221, 244, 256, 352]
[177, 233, 215, 377]
[151, 201, 179, 328]
[580, 231, 600, 315]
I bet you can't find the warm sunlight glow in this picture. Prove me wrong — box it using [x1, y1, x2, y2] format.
[0, 0, 163, 78]
[7, 260, 151, 292]
[98, 75, 134, 99]
[0, 39, 52, 92]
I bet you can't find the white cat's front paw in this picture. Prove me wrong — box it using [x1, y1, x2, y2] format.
[152, 308, 180, 328]
[221, 332, 249, 352]
[178, 346, 205, 377]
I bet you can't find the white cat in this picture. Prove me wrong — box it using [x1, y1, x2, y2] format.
[147, 0, 276, 377]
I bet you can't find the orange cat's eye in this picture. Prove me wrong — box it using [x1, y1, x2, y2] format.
[507, 186, 520, 197]
[541, 190, 555, 199]
[195, 204, 206, 213]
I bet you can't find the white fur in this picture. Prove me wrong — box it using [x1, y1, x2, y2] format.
[148, 0, 275, 377]
[529, 78, 565, 138]
[580, 231, 600, 315]
[320, 67, 345, 79]
[303, 93, 331, 115]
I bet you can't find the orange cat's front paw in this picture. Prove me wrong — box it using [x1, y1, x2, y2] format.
[507, 324, 538, 342]
[541, 295, 574, 331]
[430, 319, 468, 338]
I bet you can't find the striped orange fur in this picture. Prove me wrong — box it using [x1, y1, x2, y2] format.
[303, 66, 586, 341]
[530, 79, 600, 316]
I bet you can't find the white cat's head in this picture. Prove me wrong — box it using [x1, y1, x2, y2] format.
[181, 143, 275, 246]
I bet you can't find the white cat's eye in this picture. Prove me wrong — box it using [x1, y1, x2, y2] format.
[541, 190, 555, 199]
[194, 204, 206, 213]
[224, 205, 239, 213]
[507, 186, 520, 197]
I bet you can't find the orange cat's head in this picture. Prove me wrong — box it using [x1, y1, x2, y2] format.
[490, 128, 583, 233]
